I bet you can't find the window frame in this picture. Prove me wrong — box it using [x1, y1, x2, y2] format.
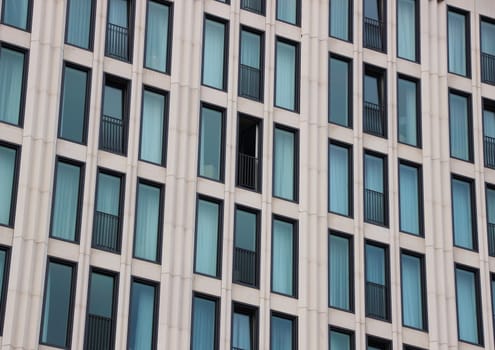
[236, 113, 263, 192]
[328, 230, 354, 312]
[485, 183, 495, 257]
[362, 0, 387, 53]
[482, 98, 495, 169]
[275, 0, 301, 26]
[0, 0, 32, 31]
[201, 14, 229, 91]
[450, 174, 478, 252]
[329, 325, 354, 350]
[64, 0, 96, 50]
[480, 15, 495, 85]
[363, 64, 387, 138]
[190, 292, 220, 350]
[398, 159, 424, 236]
[238, 25, 265, 102]
[328, 139, 353, 217]
[328, 0, 353, 42]
[274, 36, 300, 113]
[366, 335, 391, 350]
[363, 150, 389, 227]
[364, 239, 391, 321]
[104, 0, 135, 62]
[231, 301, 259, 350]
[241, 0, 265, 15]
[397, 74, 421, 147]
[0, 141, 20, 228]
[143, 0, 173, 74]
[448, 88, 473, 162]
[269, 310, 298, 350]
[328, 53, 353, 128]
[396, 0, 420, 62]
[447, 6, 471, 78]
[0, 246, 10, 336]
[272, 123, 299, 202]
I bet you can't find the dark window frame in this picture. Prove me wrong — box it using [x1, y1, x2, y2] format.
[448, 88, 473, 162]
[272, 123, 299, 203]
[482, 98, 495, 169]
[396, 0, 420, 63]
[274, 36, 300, 113]
[64, 0, 96, 50]
[364, 239, 391, 322]
[397, 74, 422, 148]
[269, 310, 298, 350]
[201, 14, 229, 91]
[275, 0, 301, 26]
[0, 141, 21, 228]
[366, 335, 391, 350]
[328, 139, 353, 217]
[398, 159, 424, 236]
[238, 25, 265, 103]
[190, 292, 220, 350]
[450, 174, 478, 252]
[143, 0, 173, 75]
[328, 230, 354, 312]
[231, 301, 259, 350]
[480, 15, 495, 85]
[0, 246, 10, 336]
[104, 0, 135, 62]
[236, 113, 263, 193]
[328, 53, 353, 128]
[363, 0, 387, 53]
[447, 6, 471, 78]
[329, 325, 354, 350]
[328, 0, 353, 42]
[403, 346, 427, 350]
[490, 273, 495, 343]
[485, 182, 495, 257]
[363, 64, 387, 138]
[0, 0, 33, 31]
[241, 0, 265, 15]
[363, 149, 389, 227]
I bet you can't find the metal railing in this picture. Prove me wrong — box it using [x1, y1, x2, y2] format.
[233, 247, 256, 285]
[241, 0, 263, 14]
[366, 281, 387, 320]
[365, 188, 385, 225]
[482, 52, 495, 84]
[364, 101, 385, 136]
[237, 152, 259, 190]
[93, 211, 120, 252]
[364, 17, 384, 51]
[85, 314, 112, 350]
[239, 64, 261, 100]
[100, 114, 124, 154]
[485, 135, 495, 168]
[106, 23, 129, 60]
[488, 223, 495, 256]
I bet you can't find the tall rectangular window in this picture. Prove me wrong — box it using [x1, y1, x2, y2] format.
[486, 185, 495, 256]
[233, 206, 259, 287]
[451, 176, 476, 250]
[237, 114, 262, 192]
[276, 0, 299, 25]
[329, 141, 352, 216]
[273, 125, 298, 201]
[398, 76, 420, 146]
[483, 99, 495, 168]
[84, 269, 118, 350]
[330, 0, 351, 41]
[239, 28, 263, 101]
[0, 44, 27, 126]
[270, 312, 297, 350]
[65, 0, 94, 49]
[202, 17, 228, 90]
[133, 180, 163, 262]
[92, 170, 124, 253]
[397, 0, 418, 61]
[329, 327, 353, 350]
[365, 241, 389, 320]
[0, 248, 10, 335]
[329, 55, 352, 127]
[232, 304, 258, 350]
[448, 8, 469, 77]
[0, 143, 18, 227]
[275, 38, 299, 112]
[363, 66, 386, 137]
[127, 279, 158, 350]
[241, 0, 264, 15]
[50, 159, 84, 242]
[329, 232, 353, 311]
[194, 197, 222, 278]
[399, 161, 422, 236]
[363, 0, 386, 52]
[364, 152, 387, 226]
[481, 17, 495, 84]
[106, 0, 133, 61]
[40, 259, 77, 348]
[455, 266, 483, 345]
[449, 91, 472, 161]
[400, 252, 426, 330]
[58, 63, 90, 144]
[191, 294, 219, 350]
[145, 0, 171, 73]
[1, 0, 30, 30]
[198, 104, 225, 181]
[140, 87, 168, 165]
[272, 217, 297, 297]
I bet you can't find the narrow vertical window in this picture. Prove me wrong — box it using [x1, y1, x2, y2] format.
[50, 159, 84, 242]
[491, 274, 495, 338]
[397, 0, 418, 61]
[128, 279, 158, 350]
[273, 126, 298, 201]
[451, 176, 476, 250]
[329, 328, 353, 350]
[276, 0, 299, 25]
[191, 294, 218, 350]
[58, 63, 90, 144]
[1, 0, 30, 30]
[202, 17, 227, 90]
[330, 0, 351, 41]
[398, 76, 420, 146]
[106, 0, 132, 61]
[400, 252, 426, 330]
[272, 217, 297, 297]
[0, 45, 27, 126]
[233, 207, 259, 287]
[239, 28, 263, 101]
[481, 18, 495, 84]
[134, 181, 162, 262]
[271, 313, 296, 350]
[40, 259, 77, 348]
[140, 88, 168, 165]
[145, 0, 171, 73]
[364, 152, 387, 226]
[329, 55, 351, 127]
[241, 0, 264, 15]
[329, 142, 352, 216]
[232, 304, 258, 350]
[0, 248, 10, 335]
[455, 266, 483, 345]
[275, 38, 298, 111]
[65, 0, 94, 49]
[237, 114, 262, 192]
[483, 99, 495, 168]
[399, 161, 422, 235]
[449, 91, 472, 161]
[365, 242, 389, 320]
[0, 144, 18, 227]
[448, 8, 469, 76]
[486, 185, 495, 256]
[329, 232, 352, 311]
[363, 0, 386, 52]
[198, 105, 225, 181]
[363, 66, 386, 137]
[194, 197, 222, 277]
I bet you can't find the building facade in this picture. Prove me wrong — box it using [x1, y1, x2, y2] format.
[0, 0, 495, 349]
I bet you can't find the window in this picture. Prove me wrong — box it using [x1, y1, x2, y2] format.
[127, 278, 158, 350]
[133, 180, 163, 262]
[144, 0, 172, 73]
[329, 327, 353, 350]
[397, 0, 418, 61]
[451, 176, 476, 250]
[273, 125, 298, 201]
[1, 0, 30, 30]
[100, 75, 129, 155]
[449, 90, 472, 161]
[397, 76, 420, 146]
[363, 0, 386, 52]
[233, 206, 259, 287]
[365, 241, 389, 320]
[202, 16, 228, 90]
[84, 269, 118, 350]
[239, 28, 263, 101]
[237, 114, 262, 192]
[486, 185, 495, 256]
[275, 38, 299, 112]
[329, 141, 352, 216]
[0, 44, 27, 126]
[364, 152, 387, 226]
[272, 217, 297, 297]
[455, 265, 483, 345]
[367, 336, 391, 350]
[404, 346, 426, 350]
[194, 196, 222, 278]
[447, 8, 469, 77]
[400, 251, 426, 330]
[191, 294, 219, 350]
[481, 17, 495, 84]
[65, 0, 94, 49]
[329, 0, 351, 41]
[106, 0, 133, 61]
[139, 87, 168, 165]
[232, 303, 258, 350]
[270, 312, 297, 350]
[241, 0, 264, 15]
[0, 143, 19, 227]
[198, 104, 225, 182]
[40, 259, 77, 348]
[491, 274, 495, 340]
[0, 248, 10, 335]
[399, 161, 422, 236]
[363, 65, 386, 137]
[328, 232, 353, 311]
[50, 159, 84, 242]
[58, 63, 90, 144]
[329, 55, 352, 127]
[483, 99, 495, 168]
[92, 170, 124, 253]
[276, 0, 299, 25]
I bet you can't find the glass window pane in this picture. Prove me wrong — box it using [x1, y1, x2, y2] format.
[481, 21, 495, 56]
[329, 57, 350, 126]
[199, 107, 223, 180]
[145, 1, 169, 72]
[401, 254, 423, 329]
[277, 0, 297, 24]
[59, 66, 88, 143]
[449, 93, 470, 160]
[202, 19, 226, 89]
[66, 0, 93, 48]
[2, 0, 29, 29]
[366, 244, 385, 285]
[140, 90, 166, 164]
[365, 154, 383, 193]
[275, 41, 296, 110]
[272, 219, 294, 295]
[329, 143, 350, 215]
[108, 0, 128, 27]
[487, 187, 495, 224]
[96, 173, 121, 216]
[329, 234, 350, 310]
[273, 128, 295, 200]
[399, 163, 420, 235]
[455, 268, 480, 344]
[330, 0, 349, 40]
[452, 178, 474, 249]
[235, 210, 256, 251]
[271, 315, 293, 350]
[233, 312, 252, 350]
[103, 85, 123, 120]
[0, 146, 16, 226]
[241, 31, 261, 69]
[330, 329, 351, 350]
[397, 0, 416, 61]
[194, 199, 220, 276]
[128, 281, 156, 350]
[88, 272, 114, 318]
[398, 78, 418, 146]
[364, 75, 379, 105]
[0, 251, 6, 302]
[0, 47, 25, 125]
[448, 11, 467, 76]
[192, 296, 217, 350]
[134, 183, 161, 262]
